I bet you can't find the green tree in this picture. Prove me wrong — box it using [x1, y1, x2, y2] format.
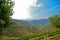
[49, 14, 60, 28]
[0, 0, 14, 35]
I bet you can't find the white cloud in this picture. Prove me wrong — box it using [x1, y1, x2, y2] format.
[12, 0, 37, 20]
[33, 4, 43, 7]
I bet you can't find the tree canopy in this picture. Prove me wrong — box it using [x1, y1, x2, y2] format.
[0, 0, 14, 35]
[49, 14, 60, 28]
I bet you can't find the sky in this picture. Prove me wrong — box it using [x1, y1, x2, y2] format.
[12, 0, 60, 20]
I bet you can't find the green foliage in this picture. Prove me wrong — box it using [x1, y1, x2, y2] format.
[49, 14, 60, 28]
[0, 0, 14, 35]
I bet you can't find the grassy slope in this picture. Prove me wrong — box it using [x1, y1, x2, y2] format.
[28, 34, 60, 40]
[1, 28, 60, 40]
[28, 28, 60, 40]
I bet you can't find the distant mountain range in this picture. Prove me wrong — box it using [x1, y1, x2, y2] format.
[26, 19, 49, 25]
[13, 19, 49, 25]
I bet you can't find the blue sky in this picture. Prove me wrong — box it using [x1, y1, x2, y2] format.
[12, 0, 60, 20]
[29, 0, 60, 19]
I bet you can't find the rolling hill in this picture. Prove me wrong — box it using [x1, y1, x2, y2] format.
[13, 19, 49, 26]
